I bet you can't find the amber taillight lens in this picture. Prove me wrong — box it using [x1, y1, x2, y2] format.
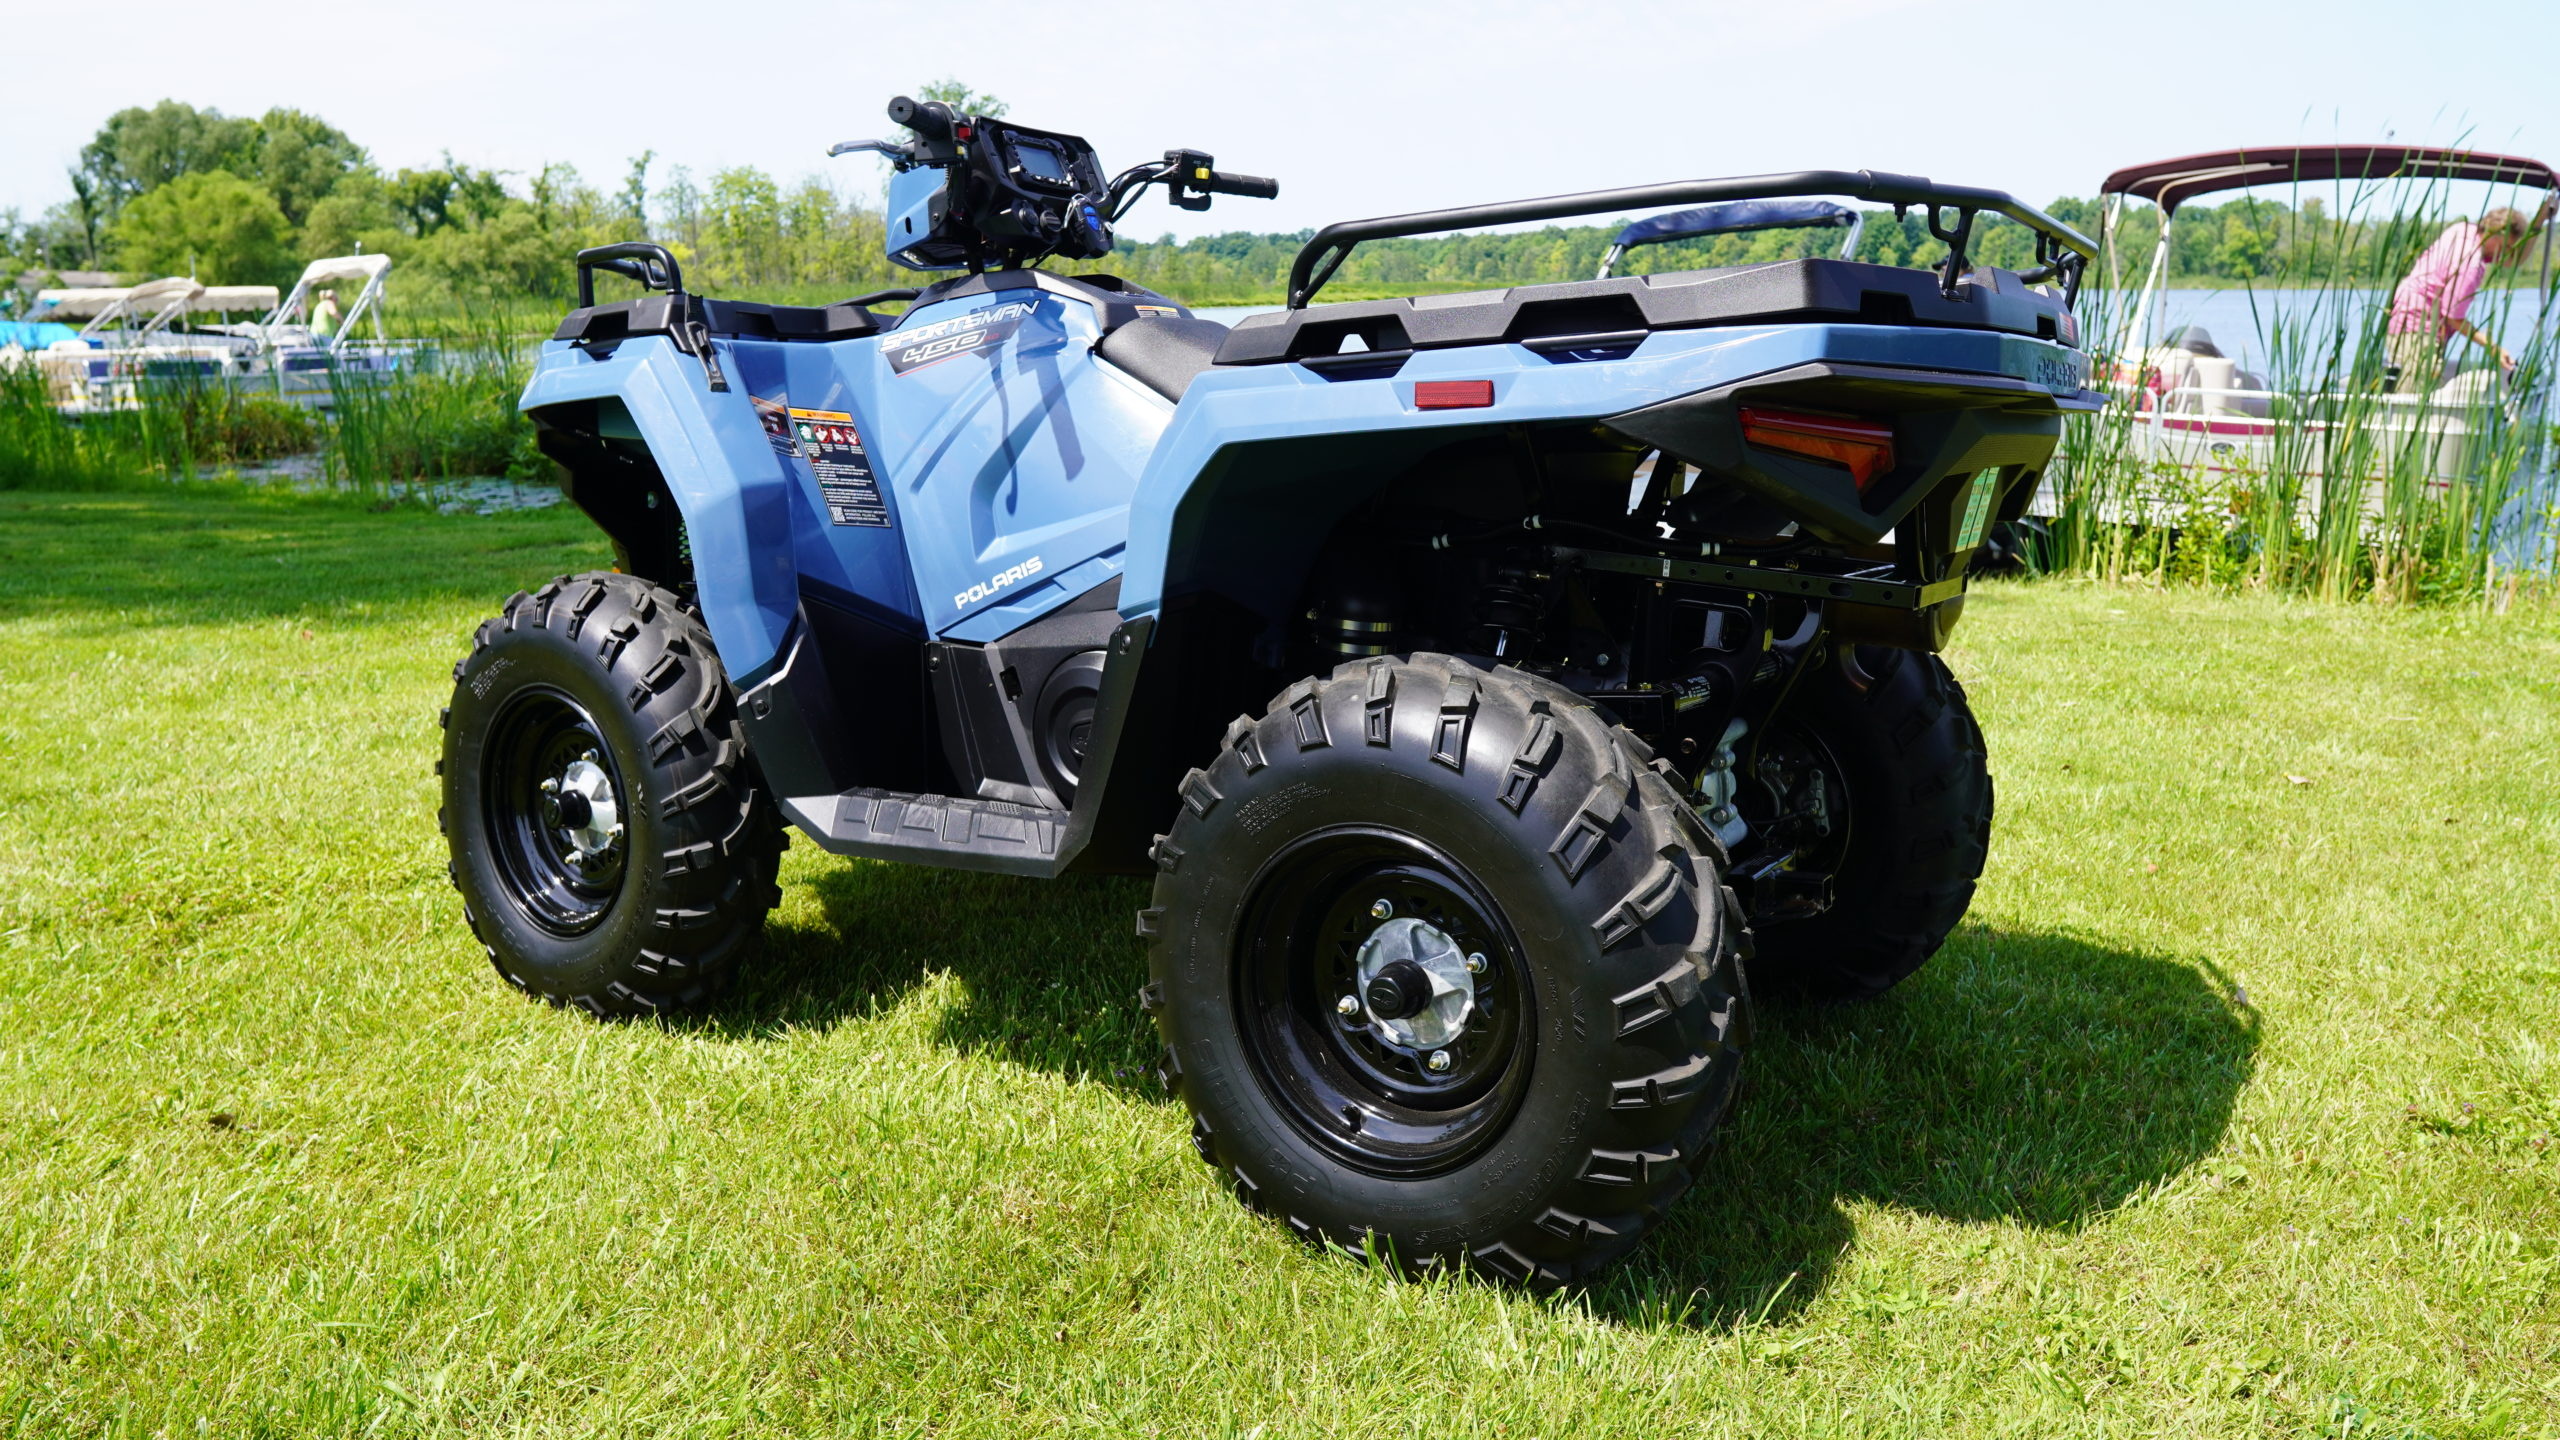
[1737, 406, 1896, 489]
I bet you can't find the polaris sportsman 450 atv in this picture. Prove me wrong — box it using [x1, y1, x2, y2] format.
[439, 95, 2099, 1284]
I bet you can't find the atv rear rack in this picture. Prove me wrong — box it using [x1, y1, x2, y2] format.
[1286, 170, 2096, 308]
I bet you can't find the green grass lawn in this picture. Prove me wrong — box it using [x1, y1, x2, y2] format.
[2, 489, 2556, 1438]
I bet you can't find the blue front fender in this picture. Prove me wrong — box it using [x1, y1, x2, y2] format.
[520, 337, 802, 681]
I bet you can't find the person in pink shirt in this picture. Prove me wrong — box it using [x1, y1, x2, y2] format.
[2387, 202, 2550, 392]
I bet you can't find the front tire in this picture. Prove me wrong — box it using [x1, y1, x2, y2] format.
[439, 572, 783, 1017]
[1142, 655, 1747, 1286]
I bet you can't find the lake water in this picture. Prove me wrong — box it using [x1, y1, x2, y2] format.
[2113, 288, 2559, 373]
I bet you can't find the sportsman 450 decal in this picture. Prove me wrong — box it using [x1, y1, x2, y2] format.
[883, 300, 1040, 375]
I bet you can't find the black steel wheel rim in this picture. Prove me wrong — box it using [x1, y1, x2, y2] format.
[1234, 827, 1535, 1177]
[482, 686, 629, 935]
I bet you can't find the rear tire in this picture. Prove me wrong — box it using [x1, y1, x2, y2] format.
[1141, 654, 1748, 1287]
[1748, 645, 1991, 1002]
[439, 572, 783, 1017]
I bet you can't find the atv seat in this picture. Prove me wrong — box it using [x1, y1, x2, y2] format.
[1095, 314, 1230, 402]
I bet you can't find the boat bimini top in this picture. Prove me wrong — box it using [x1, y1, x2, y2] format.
[1595, 198, 1865, 278]
[31, 279, 283, 342]
[2097, 145, 2559, 353]
[2102, 145, 2559, 216]
[251, 253, 394, 354]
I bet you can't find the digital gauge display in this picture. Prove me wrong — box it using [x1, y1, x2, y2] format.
[1014, 141, 1073, 186]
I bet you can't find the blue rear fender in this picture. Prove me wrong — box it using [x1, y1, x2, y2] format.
[1118, 321, 2090, 626]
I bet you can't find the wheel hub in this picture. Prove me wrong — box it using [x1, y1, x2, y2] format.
[1234, 830, 1532, 1176]
[1352, 916, 1474, 1049]
[483, 690, 630, 936]
[543, 754, 623, 862]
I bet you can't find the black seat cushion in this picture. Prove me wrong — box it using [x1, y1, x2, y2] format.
[1094, 315, 1230, 401]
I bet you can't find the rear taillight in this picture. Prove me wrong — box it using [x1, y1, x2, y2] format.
[1738, 406, 1896, 489]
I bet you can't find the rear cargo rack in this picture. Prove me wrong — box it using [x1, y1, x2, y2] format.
[1286, 170, 2094, 309]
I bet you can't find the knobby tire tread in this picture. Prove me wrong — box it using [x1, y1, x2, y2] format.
[1143, 653, 1748, 1288]
[442, 571, 782, 1018]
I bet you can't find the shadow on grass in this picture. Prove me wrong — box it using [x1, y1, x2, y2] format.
[1591, 924, 2259, 1328]
[708, 863, 2256, 1324]
[698, 858, 1161, 1095]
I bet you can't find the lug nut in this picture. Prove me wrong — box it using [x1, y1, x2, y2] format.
[1427, 1050, 1453, 1073]
[540, 778, 560, 794]
[565, 848, 586, 865]
[1336, 994, 1362, 1019]
[1370, 899, 1394, 920]
[1465, 952, 1488, 975]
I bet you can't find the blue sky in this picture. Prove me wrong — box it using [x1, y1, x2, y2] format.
[5, 0, 2556, 240]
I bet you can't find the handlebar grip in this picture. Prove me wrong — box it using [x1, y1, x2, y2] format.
[886, 95, 956, 142]
[1206, 171, 1279, 199]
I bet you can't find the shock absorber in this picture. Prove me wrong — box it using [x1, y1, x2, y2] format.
[1475, 555, 1546, 661]
[1305, 549, 1400, 658]
[1307, 597, 1397, 658]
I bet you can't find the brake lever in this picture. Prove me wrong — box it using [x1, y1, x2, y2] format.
[827, 138, 908, 161]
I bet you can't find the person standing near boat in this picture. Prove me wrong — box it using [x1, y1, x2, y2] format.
[309, 288, 341, 341]
[2386, 202, 2550, 392]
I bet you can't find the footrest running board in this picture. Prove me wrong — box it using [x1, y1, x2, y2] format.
[782, 787, 1071, 876]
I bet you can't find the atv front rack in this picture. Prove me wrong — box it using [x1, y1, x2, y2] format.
[1286, 170, 2095, 308]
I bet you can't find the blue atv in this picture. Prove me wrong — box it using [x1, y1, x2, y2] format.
[439, 95, 2097, 1284]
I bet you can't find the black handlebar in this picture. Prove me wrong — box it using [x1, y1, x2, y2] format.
[1284, 169, 2097, 309]
[1205, 170, 1279, 200]
[887, 95, 957, 143]
[576, 242, 683, 307]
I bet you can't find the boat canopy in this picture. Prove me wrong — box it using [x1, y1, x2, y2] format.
[289, 253, 394, 289]
[191, 286, 280, 313]
[255, 252, 396, 355]
[123, 277, 204, 307]
[32, 287, 133, 319]
[2097, 143, 2559, 366]
[2103, 146, 2560, 215]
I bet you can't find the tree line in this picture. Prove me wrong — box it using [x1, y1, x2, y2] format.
[5, 97, 2539, 312]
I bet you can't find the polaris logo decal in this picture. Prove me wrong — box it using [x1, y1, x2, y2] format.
[885, 300, 1039, 375]
[956, 556, 1043, 610]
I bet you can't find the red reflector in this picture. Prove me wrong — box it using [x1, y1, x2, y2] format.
[1414, 380, 1495, 410]
[1738, 406, 1896, 489]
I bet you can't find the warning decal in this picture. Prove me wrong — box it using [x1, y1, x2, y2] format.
[789, 406, 890, 528]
